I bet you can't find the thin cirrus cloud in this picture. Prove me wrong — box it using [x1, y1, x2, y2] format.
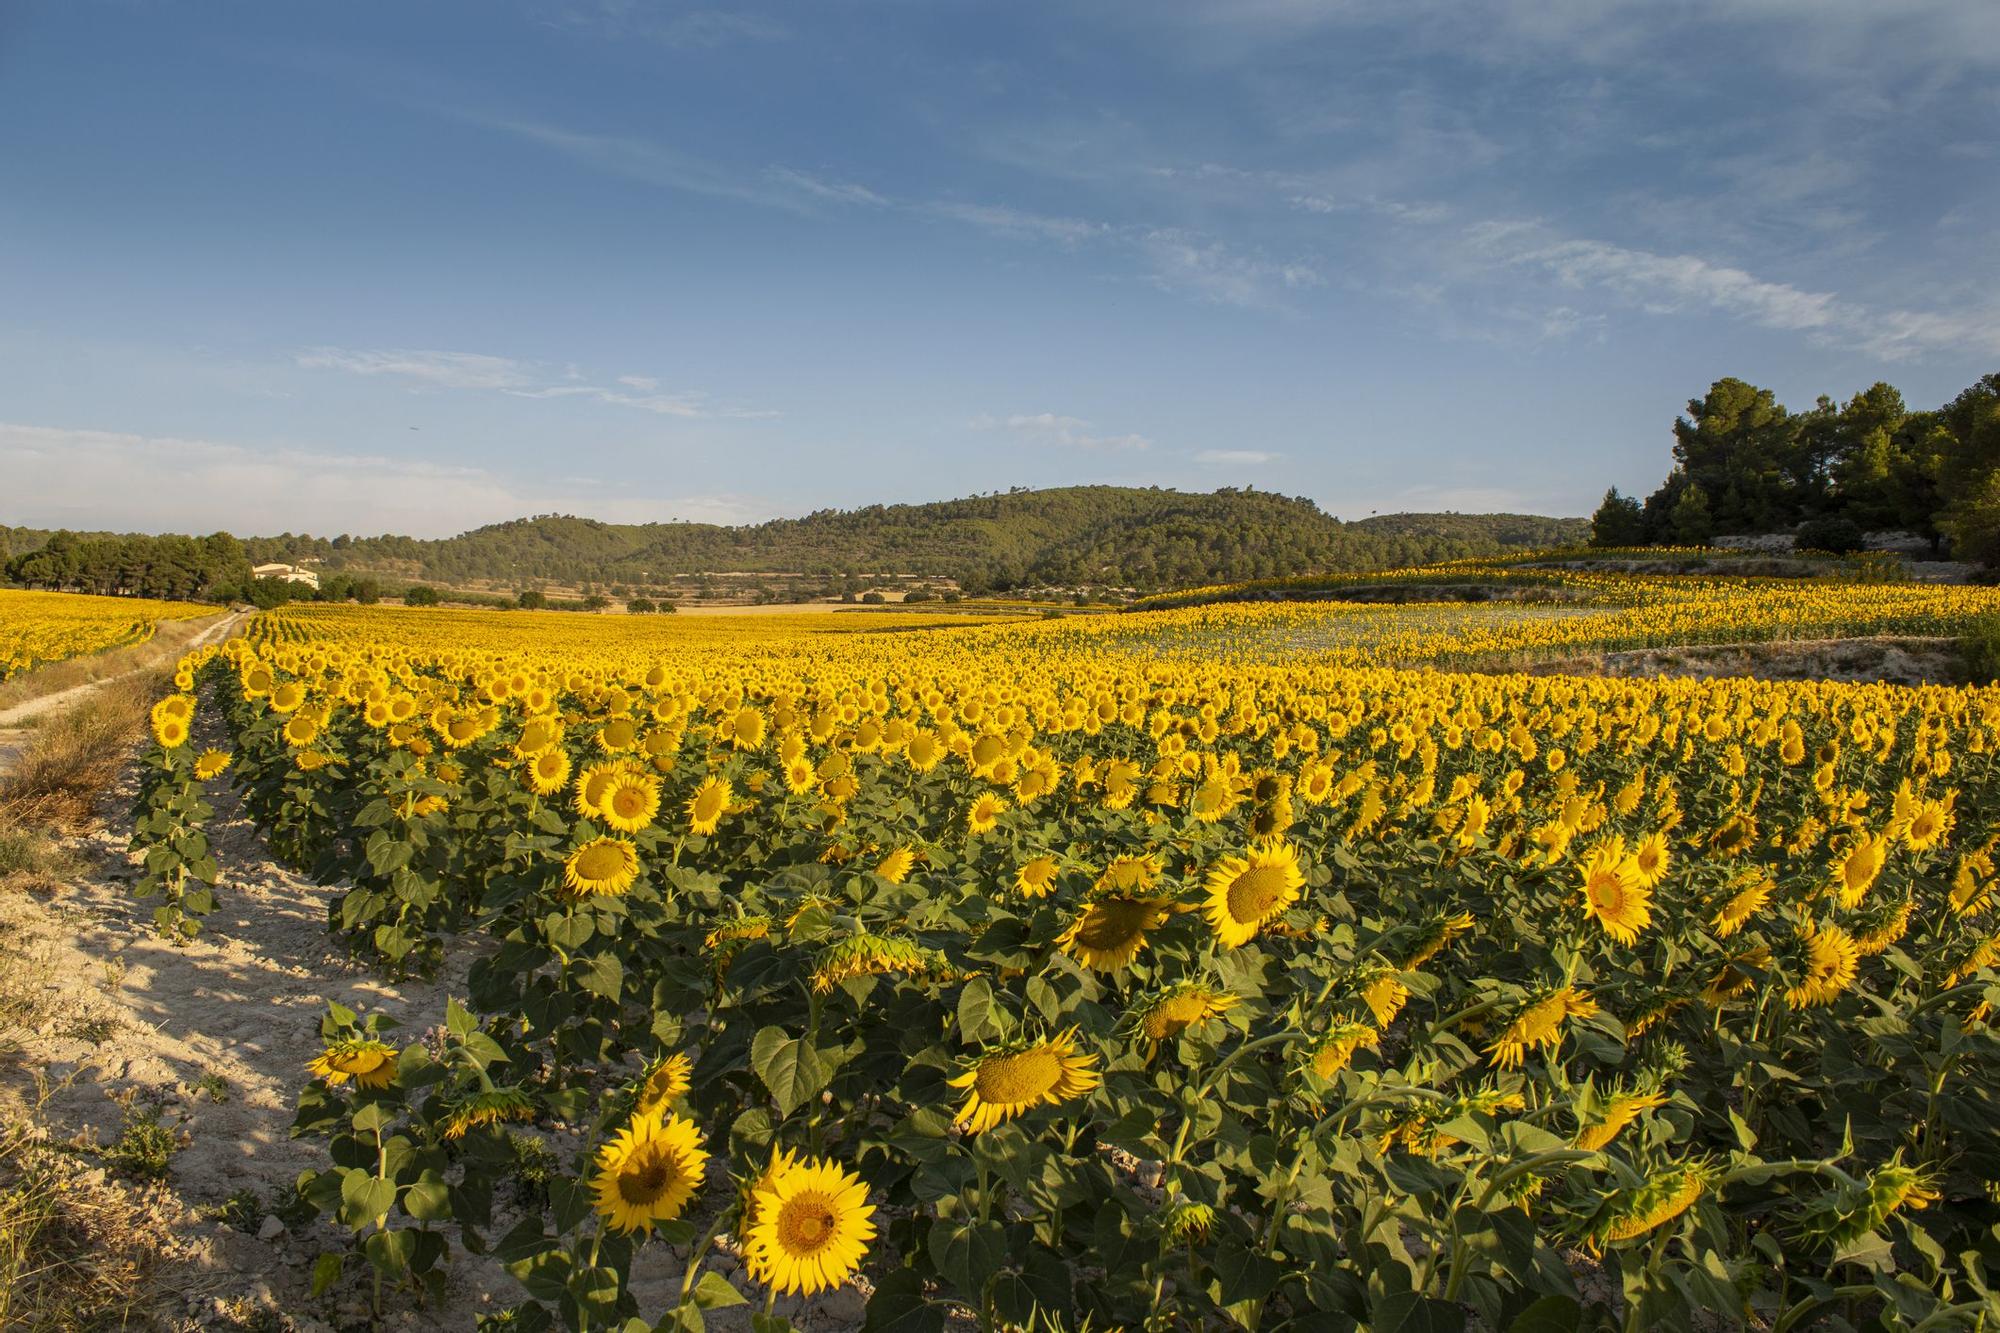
[0, 420, 776, 537]
[1462, 222, 2000, 361]
[971, 413, 1153, 452]
[295, 346, 777, 419]
[1195, 449, 1281, 465]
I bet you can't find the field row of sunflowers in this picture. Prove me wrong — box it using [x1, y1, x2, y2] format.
[0, 587, 211, 683]
[133, 573, 2000, 1332]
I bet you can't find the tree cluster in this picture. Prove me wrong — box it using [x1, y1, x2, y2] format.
[1593, 373, 2000, 560]
[3, 530, 250, 600]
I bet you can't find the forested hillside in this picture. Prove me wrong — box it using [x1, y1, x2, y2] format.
[236, 488, 1583, 592]
[4, 487, 1585, 598]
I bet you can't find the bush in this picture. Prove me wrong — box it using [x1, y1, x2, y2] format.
[516, 590, 547, 610]
[903, 590, 934, 603]
[626, 597, 656, 614]
[1794, 516, 1866, 555]
[1963, 612, 2000, 683]
[860, 592, 886, 605]
[403, 585, 441, 607]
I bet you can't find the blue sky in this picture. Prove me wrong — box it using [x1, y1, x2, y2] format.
[3, 0, 1996, 537]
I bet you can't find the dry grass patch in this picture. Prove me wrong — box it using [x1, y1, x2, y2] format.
[0, 1085, 184, 1332]
[0, 674, 159, 833]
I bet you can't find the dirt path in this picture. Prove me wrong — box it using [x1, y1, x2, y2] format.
[1, 743, 855, 1330]
[0, 608, 250, 736]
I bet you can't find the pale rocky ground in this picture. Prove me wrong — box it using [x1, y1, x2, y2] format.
[0, 752, 867, 1331]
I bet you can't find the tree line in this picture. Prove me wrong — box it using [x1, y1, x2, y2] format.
[7, 488, 1588, 598]
[1592, 372, 2000, 561]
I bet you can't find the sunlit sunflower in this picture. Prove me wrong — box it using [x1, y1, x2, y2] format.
[686, 775, 733, 836]
[306, 1038, 398, 1090]
[1629, 830, 1671, 889]
[1784, 923, 1859, 1008]
[742, 1154, 876, 1297]
[1013, 855, 1060, 898]
[1202, 841, 1305, 948]
[193, 748, 232, 780]
[591, 1109, 709, 1234]
[873, 846, 917, 884]
[1710, 874, 1772, 938]
[599, 772, 662, 834]
[1832, 833, 1888, 909]
[563, 836, 641, 897]
[525, 748, 572, 796]
[1579, 840, 1652, 945]
[966, 791, 1009, 835]
[948, 1028, 1101, 1133]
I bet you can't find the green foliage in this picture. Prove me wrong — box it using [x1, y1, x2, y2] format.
[8, 490, 1587, 597]
[1629, 370, 2000, 562]
[403, 585, 443, 607]
[1794, 516, 1866, 555]
[1960, 612, 2000, 683]
[1589, 489, 1645, 548]
[103, 1103, 179, 1181]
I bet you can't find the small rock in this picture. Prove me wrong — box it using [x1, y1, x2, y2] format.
[817, 1286, 867, 1322]
[258, 1214, 285, 1241]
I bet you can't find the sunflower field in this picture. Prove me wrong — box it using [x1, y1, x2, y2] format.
[134, 570, 2000, 1332]
[0, 586, 212, 683]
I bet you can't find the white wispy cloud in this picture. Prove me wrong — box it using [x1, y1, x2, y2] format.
[1464, 222, 2000, 359]
[0, 421, 777, 537]
[1195, 449, 1281, 465]
[924, 201, 1109, 246]
[971, 412, 1152, 451]
[1139, 230, 1322, 310]
[297, 346, 777, 419]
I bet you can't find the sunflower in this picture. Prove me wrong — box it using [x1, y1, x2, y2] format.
[563, 837, 641, 897]
[874, 846, 917, 884]
[590, 1109, 709, 1234]
[1160, 1200, 1216, 1244]
[1798, 1158, 1939, 1250]
[809, 933, 940, 993]
[1202, 842, 1305, 948]
[1710, 874, 1772, 938]
[686, 775, 733, 836]
[948, 1029, 1101, 1133]
[1784, 923, 1858, 1008]
[152, 713, 191, 749]
[193, 748, 232, 780]
[306, 1038, 399, 1090]
[634, 1051, 694, 1115]
[1303, 1020, 1378, 1082]
[1129, 983, 1239, 1060]
[599, 772, 662, 834]
[1573, 1085, 1668, 1151]
[1579, 840, 1652, 945]
[1056, 894, 1173, 971]
[1832, 833, 1888, 909]
[966, 792, 1009, 835]
[1905, 798, 1954, 852]
[1488, 986, 1598, 1070]
[1583, 1158, 1711, 1253]
[525, 748, 572, 796]
[742, 1154, 876, 1297]
[1013, 855, 1060, 898]
[440, 1086, 536, 1140]
[1629, 830, 1671, 888]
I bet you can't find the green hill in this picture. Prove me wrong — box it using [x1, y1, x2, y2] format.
[4, 487, 1586, 599]
[245, 488, 1584, 593]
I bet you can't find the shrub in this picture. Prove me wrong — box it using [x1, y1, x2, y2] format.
[1795, 516, 1866, 555]
[402, 585, 441, 607]
[1963, 612, 2000, 683]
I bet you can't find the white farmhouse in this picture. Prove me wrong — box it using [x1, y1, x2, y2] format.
[252, 562, 322, 590]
